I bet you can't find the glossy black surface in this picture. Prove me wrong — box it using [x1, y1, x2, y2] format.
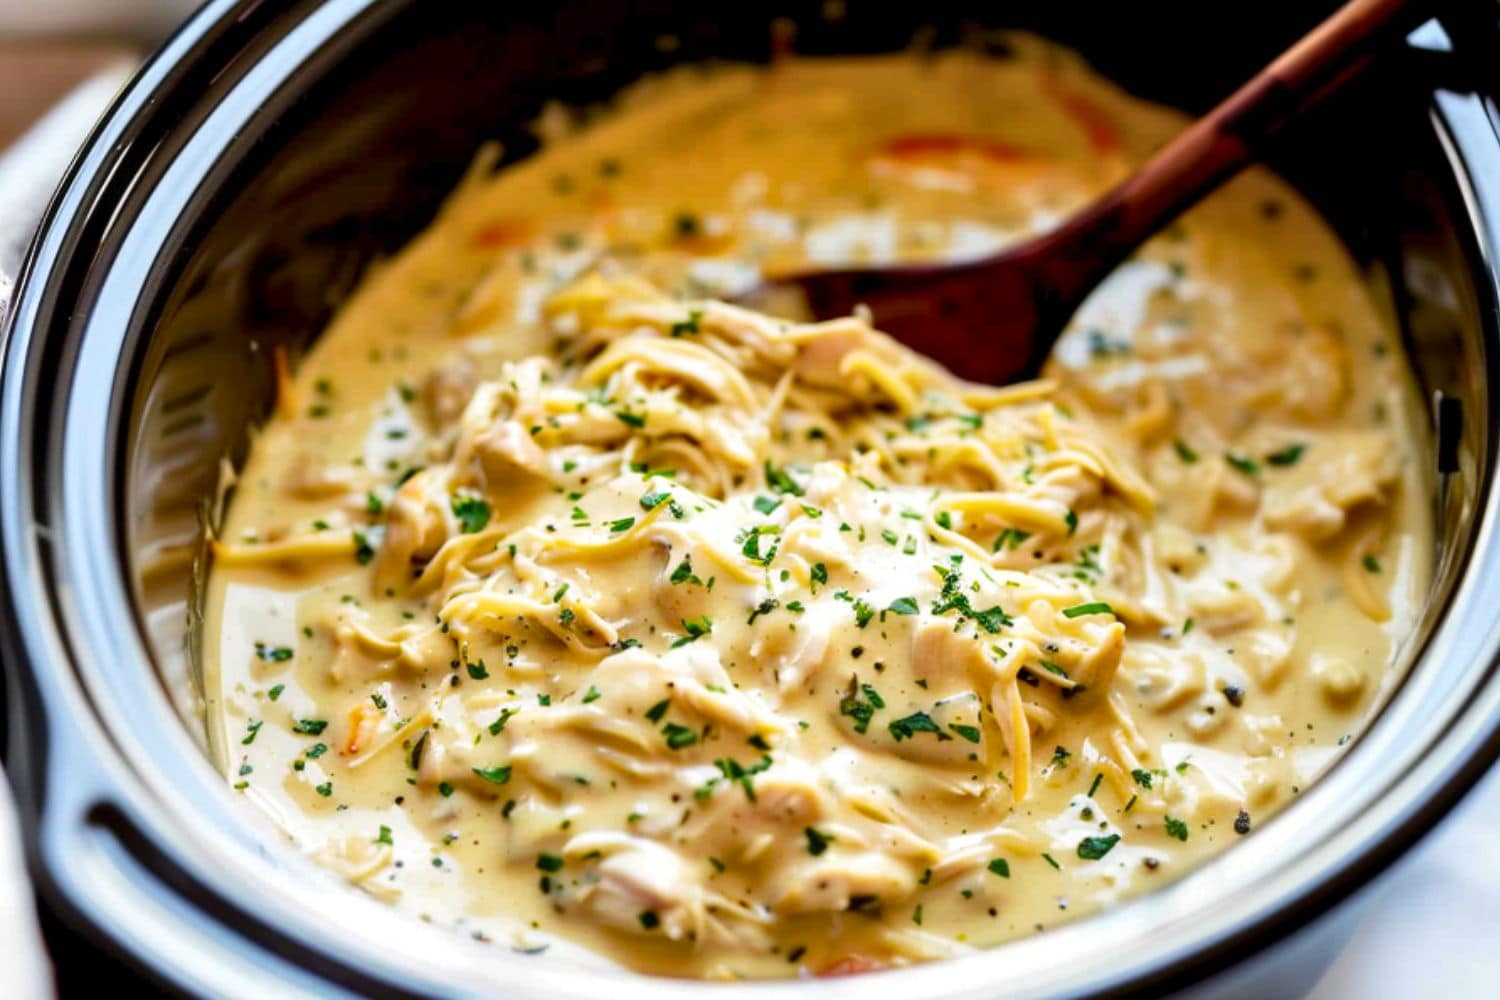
[2, 3, 1499, 997]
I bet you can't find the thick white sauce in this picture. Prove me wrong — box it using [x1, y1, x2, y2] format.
[205, 43, 1431, 979]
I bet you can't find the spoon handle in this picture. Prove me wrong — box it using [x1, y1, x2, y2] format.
[1034, 0, 1429, 308]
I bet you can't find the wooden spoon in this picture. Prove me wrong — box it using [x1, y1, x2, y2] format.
[756, 0, 1429, 384]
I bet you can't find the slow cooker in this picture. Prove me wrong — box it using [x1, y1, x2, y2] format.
[3, 2, 1500, 997]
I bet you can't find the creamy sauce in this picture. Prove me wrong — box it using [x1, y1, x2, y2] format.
[205, 42, 1432, 979]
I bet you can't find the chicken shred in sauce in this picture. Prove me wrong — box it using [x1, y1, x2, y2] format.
[206, 41, 1432, 978]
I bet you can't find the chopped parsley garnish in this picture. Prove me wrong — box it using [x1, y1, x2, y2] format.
[987, 858, 1011, 878]
[1165, 816, 1189, 841]
[839, 680, 885, 734]
[645, 700, 671, 723]
[1173, 439, 1200, 463]
[1224, 452, 1260, 476]
[267, 684, 284, 701]
[488, 707, 518, 736]
[929, 564, 1011, 633]
[669, 556, 700, 585]
[887, 596, 919, 615]
[1077, 834, 1121, 860]
[670, 309, 703, 337]
[615, 410, 646, 428]
[852, 599, 875, 628]
[472, 765, 513, 785]
[352, 531, 376, 565]
[752, 494, 781, 515]
[764, 460, 804, 496]
[804, 827, 834, 856]
[254, 642, 293, 662]
[747, 596, 779, 624]
[889, 711, 945, 742]
[375, 825, 393, 846]
[466, 660, 489, 680]
[714, 755, 773, 801]
[671, 615, 713, 647]
[640, 490, 671, 512]
[1363, 554, 1382, 573]
[810, 563, 828, 589]
[1266, 443, 1306, 466]
[536, 853, 565, 872]
[949, 723, 982, 743]
[609, 516, 636, 533]
[1131, 768, 1153, 789]
[993, 528, 1031, 552]
[662, 722, 700, 749]
[1062, 601, 1115, 619]
[582, 685, 602, 704]
[241, 720, 263, 745]
[451, 494, 492, 534]
[292, 719, 327, 736]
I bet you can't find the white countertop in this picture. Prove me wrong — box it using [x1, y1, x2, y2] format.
[1311, 765, 1500, 998]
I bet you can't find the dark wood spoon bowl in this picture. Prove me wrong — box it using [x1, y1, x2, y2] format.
[758, 0, 1432, 384]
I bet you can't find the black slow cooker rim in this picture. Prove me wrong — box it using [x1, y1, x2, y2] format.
[5, 3, 1500, 997]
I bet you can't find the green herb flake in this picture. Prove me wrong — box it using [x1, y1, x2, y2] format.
[1077, 834, 1121, 860]
[1224, 452, 1260, 476]
[254, 642, 294, 663]
[889, 711, 944, 742]
[888, 596, 919, 616]
[1266, 443, 1306, 467]
[670, 309, 703, 337]
[451, 494, 492, 534]
[948, 723, 982, 744]
[662, 722, 700, 750]
[764, 460, 804, 497]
